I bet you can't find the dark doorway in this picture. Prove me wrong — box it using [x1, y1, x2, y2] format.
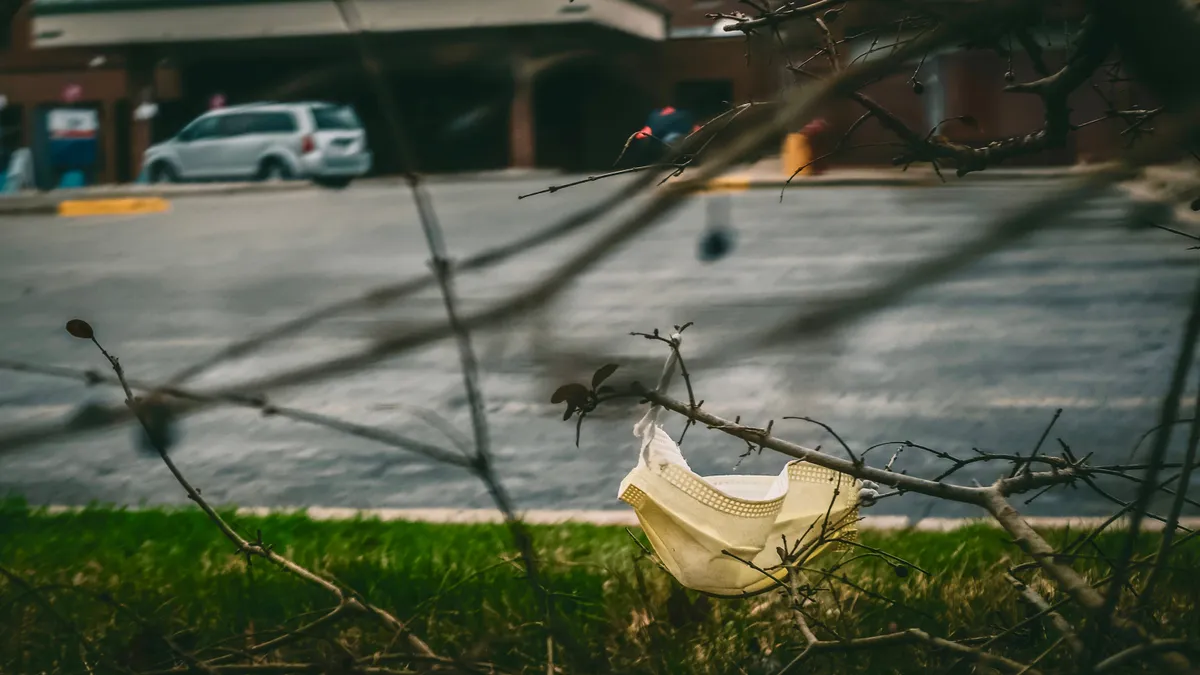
[0, 103, 22, 176]
[534, 63, 649, 172]
[405, 72, 509, 173]
[113, 99, 132, 183]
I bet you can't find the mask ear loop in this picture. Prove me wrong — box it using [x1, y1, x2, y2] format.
[635, 333, 682, 465]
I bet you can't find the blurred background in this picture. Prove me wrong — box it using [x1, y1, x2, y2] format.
[0, 0, 1144, 184]
[0, 0, 1194, 519]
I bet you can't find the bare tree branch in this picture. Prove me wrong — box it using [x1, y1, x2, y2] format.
[722, 0, 843, 34]
[1005, 572, 1085, 656]
[1140, 371, 1200, 605]
[1089, 267, 1200, 660]
[753, 103, 1199, 350]
[779, 626, 1043, 675]
[64, 327, 438, 660]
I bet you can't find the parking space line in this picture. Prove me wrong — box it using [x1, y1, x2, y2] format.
[58, 198, 171, 218]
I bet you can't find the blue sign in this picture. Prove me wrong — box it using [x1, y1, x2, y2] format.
[46, 108, 99, 170]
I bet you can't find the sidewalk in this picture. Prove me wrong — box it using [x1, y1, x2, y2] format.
[0, 180, 312, 216]
[39, 504, 1200, 531]
[0, 168, 564, 216]
[0, 161, 1084, 216]
[714, 157, 1087, 189]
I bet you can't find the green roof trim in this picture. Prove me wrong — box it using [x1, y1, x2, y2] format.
[33, 0, 310, 16]
[33, 0, 669, 18]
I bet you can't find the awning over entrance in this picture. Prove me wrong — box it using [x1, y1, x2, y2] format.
[30, 0, 668, 47]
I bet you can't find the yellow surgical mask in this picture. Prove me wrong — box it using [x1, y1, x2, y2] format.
[618, 335, 862, 597]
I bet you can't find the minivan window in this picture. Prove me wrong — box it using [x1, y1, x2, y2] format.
[177, 115, 222, 142]
[311, 106, 361, 130]
[217, 113, 255, 137]
[251, 112, 298, 134]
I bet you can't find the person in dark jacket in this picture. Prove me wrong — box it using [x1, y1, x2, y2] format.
[628, 106, 700, 166]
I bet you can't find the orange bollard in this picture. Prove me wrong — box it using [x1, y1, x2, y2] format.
[783, 132, 813, 178]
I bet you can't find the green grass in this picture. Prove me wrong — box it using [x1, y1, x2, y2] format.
[2, 498, 1198, 674]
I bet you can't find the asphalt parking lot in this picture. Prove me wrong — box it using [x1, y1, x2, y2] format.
[0, 176, 1196, 518]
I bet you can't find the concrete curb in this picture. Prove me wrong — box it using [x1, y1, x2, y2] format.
[417, 169, 565, 184]
[0, 167, 1091, 216]
[711, 168, 1084, 191]
[36, 505, 1200, 531]
[0, 181, 312, 216]
[704, 175, 937, 190]
[0, 170, 565, 216]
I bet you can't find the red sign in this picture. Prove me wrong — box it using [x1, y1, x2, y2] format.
[62, 84, 83, 104]
[209, 93, 226, 110]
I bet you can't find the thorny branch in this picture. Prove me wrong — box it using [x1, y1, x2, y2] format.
[1140, 342, 1200, 606]
[554, 309, 1200, 667]
[892, 13, 1116, 176]
[1087, 265, 1200, 663]
[330, 0, 550, 596]
[774, 2, 1180, 186]
[7, 1, 1200, 672]
[721, 0, 843, 34]
[58, 321, 438, 666]
[626, 373, 1196, 670]
[1005, 572, 1085, 657]
[781, 626, 1044, 675]
[753, 102, 1199, 349]
[710, 493, 1012, 673]
[0, 359, 474, 468]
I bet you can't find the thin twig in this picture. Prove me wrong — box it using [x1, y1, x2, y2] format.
[778, 626, 1042, 675]
[329, 0, 557, 660]
[0, 359, 472, 468]
[69, 328, 437, 659]
[638, 383, 1194, 670]
[1010, 408, 1062, 477]
[1094, 639, 1192, 673]
[1091, 268, 1200, 657]
[1004, 572, 1084, 656]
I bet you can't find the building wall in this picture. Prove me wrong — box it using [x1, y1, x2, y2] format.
[655, 0, 743, 29]
[3, 0, 1164, 182]
[657, 0, 1158, 170]
[1, 0, 180, 183]
[661, 37, 775, 106]
[816, 45, 1157, 169]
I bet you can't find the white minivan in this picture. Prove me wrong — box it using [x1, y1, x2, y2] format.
[143, 102, 372, 188]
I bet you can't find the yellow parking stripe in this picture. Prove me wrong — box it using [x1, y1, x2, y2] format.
[697, 176, 751, 194]
[57, 198, 171, 218]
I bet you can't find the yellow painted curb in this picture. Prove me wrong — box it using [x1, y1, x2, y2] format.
[58, 197, 171, 217]
[698, 176, 751, 193]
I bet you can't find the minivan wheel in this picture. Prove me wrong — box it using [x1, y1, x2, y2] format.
[314, 176, 352, 190]
[149, 162, 178, 184]
[257, 158, 292, 182]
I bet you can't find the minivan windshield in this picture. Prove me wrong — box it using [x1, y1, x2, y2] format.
[311, 105, 362, 131]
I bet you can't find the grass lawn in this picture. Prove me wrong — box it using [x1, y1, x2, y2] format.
[2, 498, 1198, 674]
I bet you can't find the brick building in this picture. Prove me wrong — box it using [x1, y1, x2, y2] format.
[0, 0, 1148, 185]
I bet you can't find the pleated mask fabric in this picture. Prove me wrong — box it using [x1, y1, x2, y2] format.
[618, 334, 860, 597]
